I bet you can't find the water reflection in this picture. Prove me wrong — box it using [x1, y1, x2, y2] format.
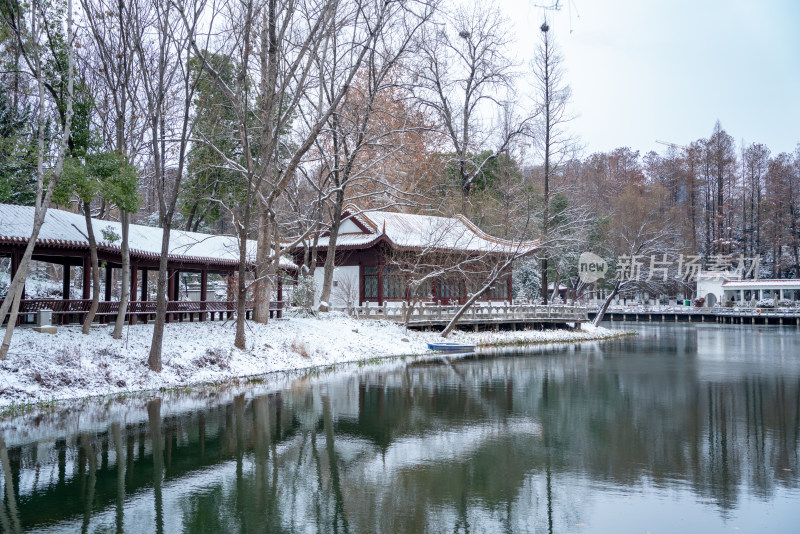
[1, 324, 799, 533]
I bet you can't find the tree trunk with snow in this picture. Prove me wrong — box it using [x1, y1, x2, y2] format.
[252, 208, 273, 324]
[439, 262, 512, 338]
[148, 222, 173, 372]
[234, 227, 249, 350]
[439, 282, 493, 338]
[592, 280, 621, 327]
[112, 211, 130, 339]
[318, 189, 345, 312]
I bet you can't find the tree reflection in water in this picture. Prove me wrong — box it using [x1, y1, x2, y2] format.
[0, 324, 799, 532]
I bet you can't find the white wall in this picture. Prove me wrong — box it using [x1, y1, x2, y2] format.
[313, 266, 360, 308]
[338, 218, 362, 233]
[696, 272, 738, 307]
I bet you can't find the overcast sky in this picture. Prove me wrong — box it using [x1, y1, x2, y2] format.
[499, 0, 800, 158]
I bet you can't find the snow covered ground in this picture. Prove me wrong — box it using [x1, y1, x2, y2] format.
[0, 313, 624, 408]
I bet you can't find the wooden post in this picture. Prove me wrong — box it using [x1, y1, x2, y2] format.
[175, 271, 183, 321]
[82, 255, 91, 300]
[140, 269, 148, 301]
[377, 264, 384, 306]
[62, 264, 70, 299]
[130, 265, 138, 325]
[105, 264, 113, 302]
[11, 248, 25, 301]
[139, 268, 148, 324]
[173, 270, 181, 301]
[200, 269, 208, 322]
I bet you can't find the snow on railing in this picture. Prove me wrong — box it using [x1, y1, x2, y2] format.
[350, 303, 588, 324]
[592, 304, 800, 317]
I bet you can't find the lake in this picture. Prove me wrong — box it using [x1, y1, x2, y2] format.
[1, 322, 798, 533]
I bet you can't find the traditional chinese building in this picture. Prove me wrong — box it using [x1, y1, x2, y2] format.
[0, 203, 295, 324]
[292, 206, 539, 308]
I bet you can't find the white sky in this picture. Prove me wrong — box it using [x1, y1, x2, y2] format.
[499, 0, 800, 157]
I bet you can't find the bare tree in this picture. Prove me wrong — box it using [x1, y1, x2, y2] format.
[532, 20, 575, 304]
[315, 1, 435, 312]
[592, 184, 684, 325]
[129, 0, 202, 370]
[0, 0, 75, 359]
[413, 1, 531, 205]
[178, 0, 405, 351]
[80, 0, 146, 339]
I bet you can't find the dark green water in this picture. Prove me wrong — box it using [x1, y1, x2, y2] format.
[1, 322, 799, 533]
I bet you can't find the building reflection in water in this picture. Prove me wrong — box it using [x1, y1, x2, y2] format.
[0, 324, 798, 532]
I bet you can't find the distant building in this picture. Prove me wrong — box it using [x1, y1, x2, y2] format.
[696, 271, 800, 306]
[721, 279, 800, 305]
[696, 271, 741, 307]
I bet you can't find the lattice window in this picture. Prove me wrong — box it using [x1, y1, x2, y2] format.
[383, 267, 405, 299]
[364, 266, 378, 298]
[489, 280, 509, 299]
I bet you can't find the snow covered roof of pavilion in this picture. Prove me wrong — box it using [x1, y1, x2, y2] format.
[0, 203, 297, 270]
[306, 205, 540, 255]
[722, 279, 800, 289]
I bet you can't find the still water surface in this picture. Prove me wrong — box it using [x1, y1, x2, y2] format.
[1, 322, 799, 533]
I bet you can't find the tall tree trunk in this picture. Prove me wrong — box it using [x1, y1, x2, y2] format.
[318, 189, 345, 312]
[540, 25, 552, 305]
[309, 232, 320, 277]
[252, 207, 272, 324]
[234, 225, 249, 350]
[82, 201, 101, 334]
[147, 222, 172, 372]
[112, 210, 130, 339]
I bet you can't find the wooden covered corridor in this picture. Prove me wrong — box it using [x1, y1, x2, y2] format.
[0, 204, 294, 325]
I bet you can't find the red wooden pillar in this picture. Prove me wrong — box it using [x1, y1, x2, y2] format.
[377, 264, 384, 306]
[129, 264, 138, 325]
[506, 274, 513, 303]
[104, 264, 113, 301]
[62, 264, 71, 299]
[10, 249, 19, 280]
[102, 264, 112, 324]
[140, 268, 148, 324]
[140, 269, 148, 300]
[82, 255, 91, 299]
[175, 271, 183, 321]
[200, 268, 208, 321]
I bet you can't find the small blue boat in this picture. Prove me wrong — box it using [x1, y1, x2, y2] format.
[427, 342, 476, 352]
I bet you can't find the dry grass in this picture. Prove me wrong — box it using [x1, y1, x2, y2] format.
[290, 341, 311, 359]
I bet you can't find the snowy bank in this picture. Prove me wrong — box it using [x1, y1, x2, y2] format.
[0, 314, 625, 408]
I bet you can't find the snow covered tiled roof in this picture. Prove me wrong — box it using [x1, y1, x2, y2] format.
[722, 279, 800, 288]
[309, 205, 539, 255]
[0, 203, 297, 269]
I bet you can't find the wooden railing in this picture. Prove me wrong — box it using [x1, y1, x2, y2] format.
[352, 303, 588, 325]
[2, 299, 285, 325]
[595, 305, 800, 317]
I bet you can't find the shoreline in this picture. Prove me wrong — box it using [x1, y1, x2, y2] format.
[0, 313, 631, 414]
